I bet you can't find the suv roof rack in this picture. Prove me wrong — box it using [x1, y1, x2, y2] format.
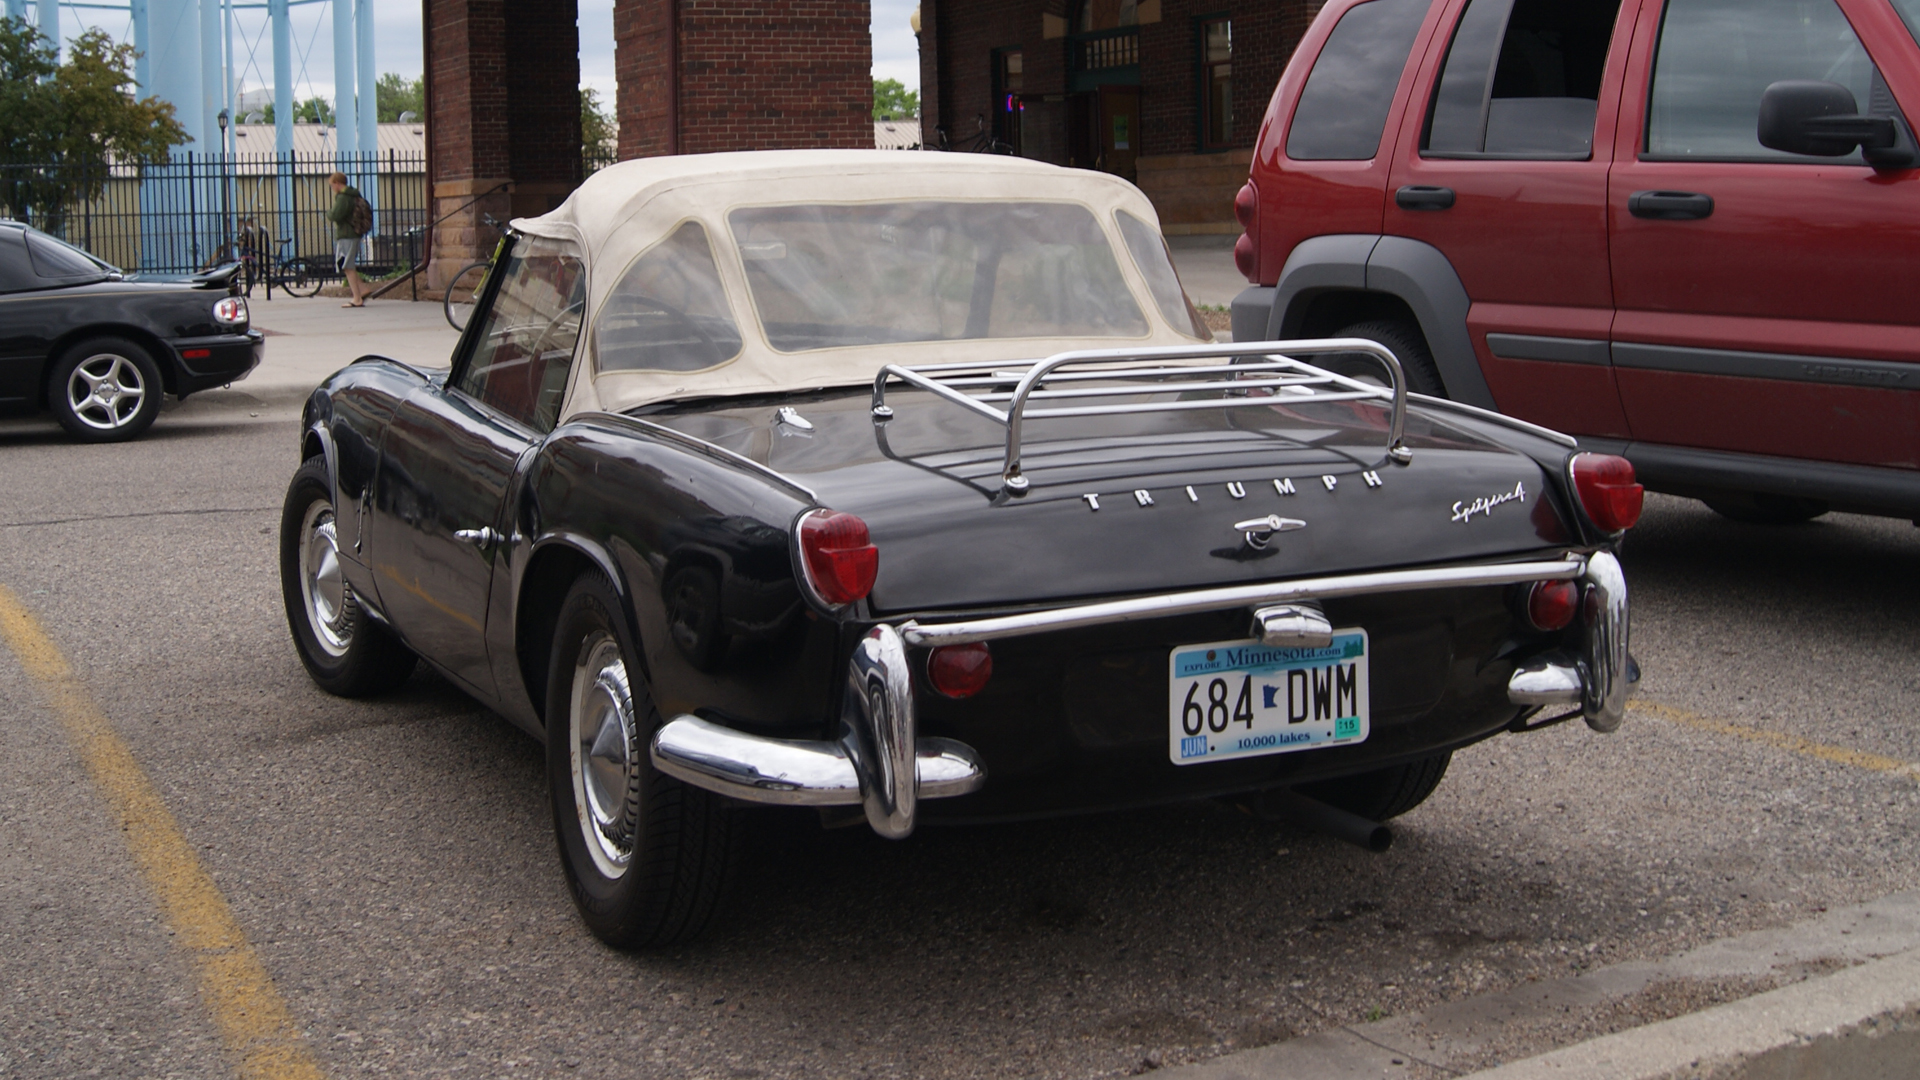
[870, 338, 1413, 494]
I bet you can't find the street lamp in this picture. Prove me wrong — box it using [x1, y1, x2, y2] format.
[217, 109, 232, 263]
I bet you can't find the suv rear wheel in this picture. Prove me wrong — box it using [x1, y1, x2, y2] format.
[1331, 319, 1448, 398]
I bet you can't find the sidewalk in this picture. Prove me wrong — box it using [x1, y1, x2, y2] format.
[164, 294, 460, 423]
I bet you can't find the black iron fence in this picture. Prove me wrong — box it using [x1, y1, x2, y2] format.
[0, 150, 427, 278]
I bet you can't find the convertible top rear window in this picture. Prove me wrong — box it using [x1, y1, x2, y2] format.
[727, 201, 1148, 351]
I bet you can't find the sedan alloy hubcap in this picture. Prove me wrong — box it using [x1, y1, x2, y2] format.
[571, 633, 639, 878]
[298, 501, 355, 657]
[66, 354, 146, 431]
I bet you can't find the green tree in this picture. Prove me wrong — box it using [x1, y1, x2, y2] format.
[582, 87, 616, 165]
[0, 18, 187, 230]
[290, 96, 334, 125]
[376, 73, 423, 122]
[872, 78, 918, 121]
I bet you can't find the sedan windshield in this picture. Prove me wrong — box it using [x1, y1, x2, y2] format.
[727, 201, 1148, 351]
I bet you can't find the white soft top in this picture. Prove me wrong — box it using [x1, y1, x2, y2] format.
[513, 150, 1209, 419]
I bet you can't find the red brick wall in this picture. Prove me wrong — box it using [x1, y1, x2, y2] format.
[615, 0, 677, 158]
[427, 0, 509, 181]
[616, 0, 873, 158]
[929, 0, 1070, 149]
[505, 0, 583, 188]
[677, 1, 873, 153]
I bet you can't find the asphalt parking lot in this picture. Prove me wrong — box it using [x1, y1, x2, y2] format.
[2, 297, 1917, 1079]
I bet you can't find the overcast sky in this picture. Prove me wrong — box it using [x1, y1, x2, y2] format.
[49, 0, 921, 108]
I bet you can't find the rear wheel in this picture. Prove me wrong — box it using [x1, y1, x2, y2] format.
[444, 261, 491, 330]
[1329, 319, 1448, 397]
[48, 338, 163, 442]
[547, 572, 741, 948]
[1296, 751, 1452, 822]
[279, 457, 418, 695]
[1703, 495, 1828, 525]
[279, 258, 325, 298]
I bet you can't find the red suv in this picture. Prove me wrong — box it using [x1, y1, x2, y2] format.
[1230, 0, 1920, 524]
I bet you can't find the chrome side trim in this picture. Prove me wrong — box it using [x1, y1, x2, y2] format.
[574, 410, 819, 502]
[899, 557, 1585, 647]
[1407, 393, 1580, 448]
[1579, 550, 1630, 732]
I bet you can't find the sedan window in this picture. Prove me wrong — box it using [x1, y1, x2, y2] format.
[0, 230, 38, 292]
[452, 236, 587, 433]
[728, 201, 1146, 351]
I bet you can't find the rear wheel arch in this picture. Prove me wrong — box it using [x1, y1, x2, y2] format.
[517, 537, 635, 732]
[41, 324, 179, 400]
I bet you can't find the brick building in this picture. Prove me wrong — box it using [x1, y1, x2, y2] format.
[424, 0, 871, 286]
[918, 0, 1323, 234]
[421, 0, 1320, 284]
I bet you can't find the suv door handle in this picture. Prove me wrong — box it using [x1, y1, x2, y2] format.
[1628, 190, 1714, 220]
[1395, 185, 1456, 211]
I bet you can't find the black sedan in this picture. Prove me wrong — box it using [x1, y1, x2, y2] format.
[0, 220, 264, 441]
[281, 151, 1639, 948]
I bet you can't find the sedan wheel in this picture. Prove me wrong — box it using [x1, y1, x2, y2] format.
[278, 457, 418, 696]
[546, 572, 741, 948]
[48, 338, 163, 442]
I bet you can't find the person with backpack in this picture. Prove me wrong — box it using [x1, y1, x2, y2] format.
[327, 171, 374, 308]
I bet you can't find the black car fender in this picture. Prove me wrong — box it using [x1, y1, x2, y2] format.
[40, 320, 181, 397]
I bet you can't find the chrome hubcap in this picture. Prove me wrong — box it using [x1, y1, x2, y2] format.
[298, 501, 354, 657]
[66, 354, 146, 431]
[571, 633, 638, 878]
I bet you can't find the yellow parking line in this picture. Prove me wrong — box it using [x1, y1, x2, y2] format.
[0, 585, 326, 1080]
[1633, 699, 1920, 781]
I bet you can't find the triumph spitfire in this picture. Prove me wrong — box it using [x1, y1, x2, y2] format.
[280, 150, 1639, 947]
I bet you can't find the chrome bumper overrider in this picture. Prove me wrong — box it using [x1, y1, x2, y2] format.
[649, 625, 986, 839]
[1503, 551, 1634, 731]
[650, 552, 1634, 838]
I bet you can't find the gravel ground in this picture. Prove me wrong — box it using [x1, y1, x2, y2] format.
[1, 407, 1916, 1079]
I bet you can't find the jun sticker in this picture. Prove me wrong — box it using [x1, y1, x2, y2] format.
[1451, 480, 1526, 524]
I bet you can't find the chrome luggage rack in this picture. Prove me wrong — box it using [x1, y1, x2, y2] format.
[870, 338, 1412, 494]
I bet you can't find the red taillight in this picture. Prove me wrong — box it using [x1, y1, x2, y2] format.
[928, 643, 992, 699]
[796, 509, 878, 606]
[1233, 181, 1259, 282]
[1233, 232, 1258, 282]
[1233, 181, 1259, 229]
[213, 295, 248, 326]
[1570, 453, 1644, 532]
[1526, 579, 1579, 631]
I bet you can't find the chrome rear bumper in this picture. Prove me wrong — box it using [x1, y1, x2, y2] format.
[649, 624, 985, 839]
[1504, 550, 1634, 731]
[651, 551, 1634, 839]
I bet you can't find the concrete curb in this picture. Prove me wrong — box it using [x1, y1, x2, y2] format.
[1460, 947, 1920, 1079]
[1159, 890, 1920, 1080]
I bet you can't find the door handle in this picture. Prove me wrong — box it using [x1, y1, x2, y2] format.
[1628, 190, 1714, 220]
[1395, 185, 1456, 211]
[453, 526, 503, 548]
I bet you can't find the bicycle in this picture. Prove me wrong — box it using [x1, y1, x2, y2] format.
[253, 236, 325, 298]
[443, 214, 504, 330]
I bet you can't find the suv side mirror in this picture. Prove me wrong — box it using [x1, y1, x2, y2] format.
[1758, 80, 1917, 169]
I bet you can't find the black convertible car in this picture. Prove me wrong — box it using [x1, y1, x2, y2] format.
[0, 220, 263, 441]
[281, 152, 1640, 947]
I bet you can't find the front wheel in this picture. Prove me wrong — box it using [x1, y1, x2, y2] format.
[547, 573, 742, 948]
[279, 457, 418, 695]
[279, 258, 325, 298]
[48, 338, 163, 442]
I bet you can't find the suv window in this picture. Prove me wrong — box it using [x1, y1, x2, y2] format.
[1897, 0, 1920, 46]
[1426, 0, 1622, 158]
[1287, 0, 1431, 161]
[1646, 0, 1882, 162]
[453, 235, 587, 433]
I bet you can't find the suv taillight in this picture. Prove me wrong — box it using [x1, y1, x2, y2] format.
[1233, 181, 1259, 282]
[1570, 453, 1644, 532]
[797, 509, 878, 606]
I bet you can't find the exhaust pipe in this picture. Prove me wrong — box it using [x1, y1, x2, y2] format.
[1259, 789, 1393, 853]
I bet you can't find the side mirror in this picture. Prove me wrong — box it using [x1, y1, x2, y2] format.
[1758, 80, 1917, 168]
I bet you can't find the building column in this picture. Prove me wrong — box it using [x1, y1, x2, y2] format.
[614, 0, 871, 160]
[427, 0, 578, 289]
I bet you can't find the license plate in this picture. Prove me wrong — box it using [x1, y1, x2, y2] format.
[1167, 630, 1370, 765]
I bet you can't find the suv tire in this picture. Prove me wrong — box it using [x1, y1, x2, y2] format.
[1703, 495, 1829, 525]
[1331, 319, 1448, 398]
